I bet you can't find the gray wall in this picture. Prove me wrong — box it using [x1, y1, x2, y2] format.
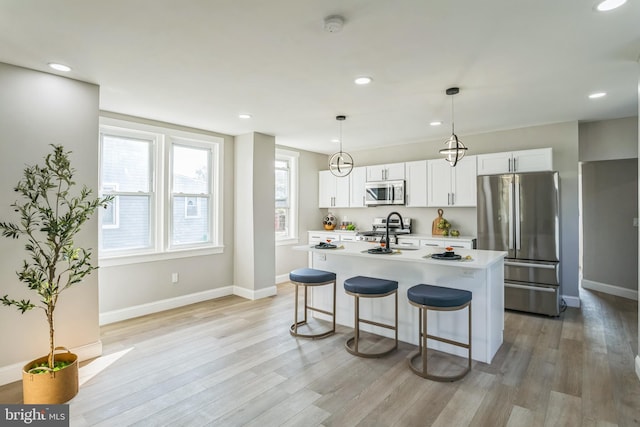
[330, 121, 581, 302]
[0, 63, 101, 369]
[582, 159, 638, 292]
[580, 116, 638, 162]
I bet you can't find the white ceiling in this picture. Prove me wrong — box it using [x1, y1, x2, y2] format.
[1, 0, 639, 155]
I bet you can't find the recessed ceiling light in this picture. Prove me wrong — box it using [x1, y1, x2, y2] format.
[588, 92, 607, 99]
[354, 76, 372, 85]
[331, 138, 340, 143]
[430, 121, 442, 126]
[595, 0, 626, 11]
[238, 113, 252, 119]
[48, 63, 71, 72]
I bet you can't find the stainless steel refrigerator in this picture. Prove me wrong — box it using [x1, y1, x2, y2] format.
[477, 171, 560, 316]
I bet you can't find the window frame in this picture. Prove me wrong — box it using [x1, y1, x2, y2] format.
[99, 117, 224, 266]
[275, 148, 299, 245]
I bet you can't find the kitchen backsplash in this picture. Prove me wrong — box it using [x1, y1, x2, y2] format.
[326, 207, 478, 236]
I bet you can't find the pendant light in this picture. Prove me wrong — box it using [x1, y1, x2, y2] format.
[329, 115, 354, 177]
[439, 87, 468, 167]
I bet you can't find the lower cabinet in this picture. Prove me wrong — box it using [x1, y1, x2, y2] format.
[419, 237, 476, 249]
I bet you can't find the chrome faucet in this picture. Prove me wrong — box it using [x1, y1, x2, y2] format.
[384, 211, 404, 253]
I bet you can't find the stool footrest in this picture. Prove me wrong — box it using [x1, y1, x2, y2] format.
[345, 336, 397, 358]
[290, 321, 334, 339]
[359, 318, 397, 331]
[425, 334, 471, 350]
[408, 350, 471, 382]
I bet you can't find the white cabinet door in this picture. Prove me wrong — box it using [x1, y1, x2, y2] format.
[386, 162, 406, 180]
[308, 231, 340, 244]
[477, 152, 512, 175]
[349, 166, 367, 207]
[366, 165, 386, 181]
[405, 160, 428, 207]
[366, 162, 405, 181]
[427, 159, 453, 206]
[318, 170, 350, 208]
[334, 175, 350, 207]
[442, 238, 474, 249]
[451, 156, 477, 207]
[396, 237, 421, 249]
[420, 238, 443, 248]
[512, 148, 552, 172]
[477, 148, 552, 175]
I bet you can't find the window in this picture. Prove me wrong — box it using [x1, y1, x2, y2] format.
[99, 118, 223, 263]
[275, 149, 298, 243]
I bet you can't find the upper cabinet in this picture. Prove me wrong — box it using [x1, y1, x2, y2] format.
[366, 162, 405, 181]
[318, 170, 350, 208]
[405, 160, 428, 207]
[427, 155, 477, 207]
[349, 166, 367, 208]
[477, 148, 552, 175]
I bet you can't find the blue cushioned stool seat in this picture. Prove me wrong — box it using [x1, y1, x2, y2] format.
[343, 275, 398, 358]
[408, 284, 472, 307]
[407, 283, 472, 382]
[289, 268, 336, 339]
[343, 276, 398, 295]
[290, 268, 336, 284]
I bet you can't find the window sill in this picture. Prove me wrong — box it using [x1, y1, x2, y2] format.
[99, 246, 225, 267]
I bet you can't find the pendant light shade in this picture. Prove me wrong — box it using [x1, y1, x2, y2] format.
[439, 87, 468, 167]
[329, 115, 354, 177]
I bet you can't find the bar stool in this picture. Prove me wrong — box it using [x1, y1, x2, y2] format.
[343, 275, 398, 358]
[289, 268, 336, 339]
[407, 284, 472, 381]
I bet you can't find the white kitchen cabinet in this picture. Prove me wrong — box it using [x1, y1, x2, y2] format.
[427, 155, 477, 207]
[308, 231, 340, 244]
[405, 160, 428, 207]
[318, 170, 350, 208]
[420, 237, 476, 249]
[366, 162, 405, 181]
[349, 166, 367, 208]
[477, 148, 552, 175]
[396, 237, 421, 249]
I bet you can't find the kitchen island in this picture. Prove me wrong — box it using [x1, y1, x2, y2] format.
[293, 241, 506, 363]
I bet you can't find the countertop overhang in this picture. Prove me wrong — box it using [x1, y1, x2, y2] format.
[294, 241, 506, 269]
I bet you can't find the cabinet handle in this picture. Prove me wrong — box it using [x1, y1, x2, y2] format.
[513, 158, 517, 172]
[508, 158, 512, 172]
[451, 193, 455, 205]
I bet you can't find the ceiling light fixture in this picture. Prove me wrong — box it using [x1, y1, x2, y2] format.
[439, 87, 468, 167]
[430, 121, 442, 126]
[48, 63, 71, 72]
[588, 92, 607, 99]
[354, 76, 372, 85]
[329, 115, 354, 177]
[238, 113, 252, 119]
[596, 0, 627, 11]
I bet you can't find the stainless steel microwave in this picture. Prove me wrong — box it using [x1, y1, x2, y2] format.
[364, 180, 405, 206]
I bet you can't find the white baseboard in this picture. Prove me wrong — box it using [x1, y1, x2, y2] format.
[582, 279, 638, 301]
[99, 286, 234, 325]
[0, 341, 102, 387]
[562, 295, 581, 308]
[275, 273, 290, 284]
[233, 285, 278, 301]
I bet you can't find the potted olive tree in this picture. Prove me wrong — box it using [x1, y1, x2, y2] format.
[0, 144, 112, 404]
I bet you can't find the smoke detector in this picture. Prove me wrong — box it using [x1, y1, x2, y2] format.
[324, 15, 344, 33]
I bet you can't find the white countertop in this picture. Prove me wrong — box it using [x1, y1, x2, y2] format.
[294, 241, 505, 270]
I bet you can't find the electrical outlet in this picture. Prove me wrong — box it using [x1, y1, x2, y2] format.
[171, 273, 179, 283]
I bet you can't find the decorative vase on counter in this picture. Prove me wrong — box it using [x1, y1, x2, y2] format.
[323, 213, 337, 230]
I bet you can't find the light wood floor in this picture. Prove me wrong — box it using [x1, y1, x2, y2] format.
[1, 284, 638, 426]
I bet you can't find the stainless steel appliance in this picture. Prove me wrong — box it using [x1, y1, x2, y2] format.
[477, 171, 560, 316]
[356, 216, 412, 243]
[364, 180, 405, 206]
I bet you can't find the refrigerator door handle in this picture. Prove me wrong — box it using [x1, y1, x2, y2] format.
[514, 181, 521, 251]
[504, 261, 556, 270]
[508, 181, 514, 250]
[505, 282, 556, 293]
